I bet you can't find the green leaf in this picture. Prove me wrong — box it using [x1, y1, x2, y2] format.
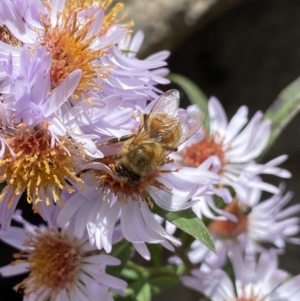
[153, 205, 215, 251]
[147, 243, 162, 267]
[106, 241, 134, 277]
[149, 276, 178, 295]
[121, 268, 139, 280]
[263, 76, 300, 156]
[129, 279, 147, 299]
[136, 283, 151, 301]
[118, 288, 136, 301]
[168, 73, 210, 130]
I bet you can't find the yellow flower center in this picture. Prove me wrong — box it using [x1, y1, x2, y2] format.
[13, 228, 81, 298]
[0, 123, 83, 206]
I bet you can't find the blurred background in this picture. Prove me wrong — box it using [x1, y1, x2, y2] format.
[1, 0, 300, 300]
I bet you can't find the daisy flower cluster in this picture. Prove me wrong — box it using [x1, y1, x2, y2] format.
[178, 98, 300, 299]
[0, 1, 299, 301]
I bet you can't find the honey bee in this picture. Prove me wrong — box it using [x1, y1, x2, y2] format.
[106, 89, 203, 185]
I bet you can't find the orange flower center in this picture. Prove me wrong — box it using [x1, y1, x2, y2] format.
[180, 133, 226, 169]
[208, 199, 251, 240]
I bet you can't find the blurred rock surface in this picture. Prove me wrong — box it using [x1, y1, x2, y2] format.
[123, 0, 247, 56]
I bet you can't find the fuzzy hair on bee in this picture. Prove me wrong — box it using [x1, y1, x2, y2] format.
[105, 89, 203, 185]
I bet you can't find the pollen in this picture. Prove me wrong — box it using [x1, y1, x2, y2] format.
[208, 199, 251, 240]
[93, 156, 171, 207]
[0, 26, 22, 47]
[101, 1, 134, 34]
[0, 123, 83, 206]
[180, 133, 227, 169]
[39, 0, 133, 96]
[13, 228, 81, 299]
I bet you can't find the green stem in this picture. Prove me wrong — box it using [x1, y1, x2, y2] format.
[175, 232, 195, 273]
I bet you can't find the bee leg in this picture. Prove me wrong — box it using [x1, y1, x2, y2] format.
[105, 134, 136, 145]
[163, 146, 178, 152]
[143, 113, 149, 131]
[158, 158, 175, 166]
[160, 168, 179, 173]
[143, 192, 153, 209]
[77, 169, 90, 176]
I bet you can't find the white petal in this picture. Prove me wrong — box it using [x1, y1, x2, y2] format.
[0, 262, 29, 276]
[208, 97, 228, 134]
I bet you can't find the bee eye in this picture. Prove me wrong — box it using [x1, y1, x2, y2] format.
[114, 165, 122, 173]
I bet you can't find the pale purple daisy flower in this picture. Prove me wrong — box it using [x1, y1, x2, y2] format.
[0, 0, 169, 102]
[0, 45, 130, 159]
[188, 184, 300, 269]
[0, 0, 129, 93]
[0, 45, 93, 230]
[182, 247, 300, 301]
[0, 212, 127, 301]
[57, 158, 219, 260]
[178, 99, 291, 197]
[57, 90, 219, 259]
[172, 99, 291, 221]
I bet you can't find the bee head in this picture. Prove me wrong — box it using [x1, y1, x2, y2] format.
[114, 163, 141, 185]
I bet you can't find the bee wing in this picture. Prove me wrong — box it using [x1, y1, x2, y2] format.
[130, 129, 151, 145]
[131, 90, 180, 144]
[147, 89, 180, 117]
[155, 106, 203, 162]
[177, 105, 203, 146]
